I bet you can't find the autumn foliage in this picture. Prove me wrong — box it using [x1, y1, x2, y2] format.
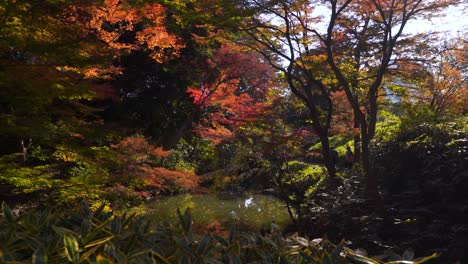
[113, 136, 199, 192]
[187, 44, 274, 143]
[393, 38, 468, 114]
[330, 91, 353, 135]
[86, 0, 184, 62]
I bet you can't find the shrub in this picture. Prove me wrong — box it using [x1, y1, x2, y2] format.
[165, 137, 218, 174]
[111, 135, 201, 196]
[372, 116, 468, 262]
[273, 161, 328, 228]
[0, 202, 437, 263]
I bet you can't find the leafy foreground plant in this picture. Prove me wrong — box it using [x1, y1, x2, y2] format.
[0, 202, 437, 263]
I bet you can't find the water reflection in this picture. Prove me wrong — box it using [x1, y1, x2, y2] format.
[244, 197, 253, 207]
[147, 193, 291, 231]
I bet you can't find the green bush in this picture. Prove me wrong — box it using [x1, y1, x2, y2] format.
[372, 115, 468, 262]
[276, 161, 327, 198]
[0, 202, 437, 263]
[165, 137, 218, 174]
[228, 145, 273, 190]
[0, 135, 201, 208]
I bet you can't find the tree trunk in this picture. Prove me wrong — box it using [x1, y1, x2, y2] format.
[360, 122, 378, 201]
[368, 92, 378, 139]
[319, 132, 336, 179]
[353, 113, 361, 163]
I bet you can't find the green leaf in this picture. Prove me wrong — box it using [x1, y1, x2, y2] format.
[344, 247, 381, 264]
[32, 247, 48, 264]
[177, 208, 192, 234]
[260, 236, 278, 249]
[322, 253, 332, 264]
[150, 250, 171, 264]
[53, 225, 75, 236]
[299, 252, 315, 263]
[227, 241, 240, 256]
[64, 233, 80, 263]
[82, 201, 91, 216]
[121, 212, 136, 228]
[84, 236, 114, 248]
[414, 253, 439, 264]
[110, 216, 121, 235]
[93, 204, 107, 218]
[79, 245, 102, 263]
[1, 202, 14, 222]
[80, 218, 92, 236]
[197, 235, 211, 254]
[330, 242, 344, 262]
[279, 255, 289, 264]
[82, 218, 113, 244]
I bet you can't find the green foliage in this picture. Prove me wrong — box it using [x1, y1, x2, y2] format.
[0, 146, 115, 207]
[0, 133, 205, 209]
[165, 136, 218, 174]
[271, 160, 330, 229]
[398, 104, 440, 132]
[282, 161, 326, 186]
[374, 115, 467, 194]
[0, 154, 58, 193]
[374, 110, 402, 142]
[228, 145, 273, 190]
[372, 115, 468, 262]
[0, 203, 437, 263]
[309, 135, 352, 156]
[215, 100, 317, 191]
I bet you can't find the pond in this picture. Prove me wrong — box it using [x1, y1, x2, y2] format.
[146, 193, 292, 231]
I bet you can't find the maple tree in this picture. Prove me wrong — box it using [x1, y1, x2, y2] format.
[240, 0, 342, 179]
[330, 91, 353, 135]
[322, 0, 462, 200]
[241, 0, 462, 200]
[85, 0, 184, 63]
[0, 0, 197, 202]
[187, 44, 275, 144]
[391, 36, 467, 114]
[159, 0, 244, 42]
[0, 0, 105, 154]
[112, 136, 199, 192]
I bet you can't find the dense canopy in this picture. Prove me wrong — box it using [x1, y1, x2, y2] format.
[0, 0, 467, 263]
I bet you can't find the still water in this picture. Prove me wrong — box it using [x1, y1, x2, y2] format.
[147, 193, 291, 231]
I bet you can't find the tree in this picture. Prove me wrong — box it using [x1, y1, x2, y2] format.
[240, 0, 339, 179]
[78, 0, 207, 147]
[0, 0, 193, 202]
[187, 44, 274, 144]
[0, 0, 110, 154]
[112, 135, 199, 192]
[240, 0, 462, 200]
[391, 36, 467, 114]
[111, 50, 199, 147]
[86, 0, 184, 62]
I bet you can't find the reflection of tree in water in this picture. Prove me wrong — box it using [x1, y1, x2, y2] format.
[181, 194, 195, 210]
